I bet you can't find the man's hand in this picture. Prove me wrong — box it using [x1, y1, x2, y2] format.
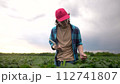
[52, 45, 62, 51]
[80, 52, 87, 60]
[77, 45, 87, 60]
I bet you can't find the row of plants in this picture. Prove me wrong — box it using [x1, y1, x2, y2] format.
[0, 52, 120, 68]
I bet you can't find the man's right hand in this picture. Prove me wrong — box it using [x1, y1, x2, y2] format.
[52, 45, 62, 51]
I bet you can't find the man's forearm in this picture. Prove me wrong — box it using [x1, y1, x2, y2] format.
[77, 45, 84, 54]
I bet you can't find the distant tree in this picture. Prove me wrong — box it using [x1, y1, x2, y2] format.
[84, 51, 94, 56]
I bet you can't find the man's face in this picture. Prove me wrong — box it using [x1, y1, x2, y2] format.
[58, 19, 69, 28]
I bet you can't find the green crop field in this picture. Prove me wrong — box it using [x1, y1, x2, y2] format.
[0, 52, 120, 68]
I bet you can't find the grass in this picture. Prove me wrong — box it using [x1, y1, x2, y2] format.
[0, 54, 55, 68]
[0, 52, 120, 68]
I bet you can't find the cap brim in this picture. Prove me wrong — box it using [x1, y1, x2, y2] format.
[57, 14, 70, 22]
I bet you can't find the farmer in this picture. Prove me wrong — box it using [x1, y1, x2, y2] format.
[49, 8, 87, 66]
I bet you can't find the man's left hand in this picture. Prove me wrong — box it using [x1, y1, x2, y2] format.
[80, 53, 87, 60]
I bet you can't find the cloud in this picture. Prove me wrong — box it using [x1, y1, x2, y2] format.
[21, 32, 51, 53]
[0, 0, 8, 8]
[59, 0, 120, 53]
[0, 0, 47, 21]
[59, 0, 81, 17]
[24, 33, 49, 47]
[8, 13, 46, 21]
[0, 0, 120, 53]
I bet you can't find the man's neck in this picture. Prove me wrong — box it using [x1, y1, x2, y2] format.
[61, 24, 70, 29]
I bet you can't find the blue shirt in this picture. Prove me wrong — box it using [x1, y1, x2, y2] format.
[49, 24, 83, 65]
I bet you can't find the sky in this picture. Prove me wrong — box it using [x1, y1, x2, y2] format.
[0, 0, 120, 53]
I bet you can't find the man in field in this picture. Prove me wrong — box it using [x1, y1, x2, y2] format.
[49, 8, 87, 66]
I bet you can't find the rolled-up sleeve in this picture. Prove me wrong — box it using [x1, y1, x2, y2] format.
[76, 28, 83, 47]
[49, 27, 57, 50]
[49, 29, 54, 50]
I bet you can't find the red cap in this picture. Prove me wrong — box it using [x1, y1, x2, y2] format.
[55, 8, 70, 22]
